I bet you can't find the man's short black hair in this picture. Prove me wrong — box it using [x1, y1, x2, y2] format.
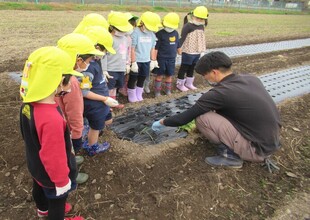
[195, 51, 232, 75]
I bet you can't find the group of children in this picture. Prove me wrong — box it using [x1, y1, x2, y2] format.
[19, 6, 208, 220]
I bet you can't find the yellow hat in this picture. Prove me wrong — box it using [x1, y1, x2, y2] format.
[57, 33, 105, 67]
[20, 46, 83, 103]
[163, 12, 179, 29]
[76, 26, 116, 54]
[108, 11, 133, 32]
[137, 11, 160, 32]
[193, 6, 209, 19]
[73, 13, 109, 33]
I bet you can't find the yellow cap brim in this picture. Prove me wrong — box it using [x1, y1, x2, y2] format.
[118, 23, 133, 33]
[106, 46, 116, 54]
[145, 23, 158, 32]
[163, 21, 178, 29]
[88, 49, 105, 57]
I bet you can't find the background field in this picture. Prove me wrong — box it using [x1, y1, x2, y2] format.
[0, 9, 309, 220]
[0, 10, 310, 72]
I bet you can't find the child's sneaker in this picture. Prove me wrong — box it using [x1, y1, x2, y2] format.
[83, 141, 110, 156]
[37, 203, 72, 217]
[65, 217, 84, 220]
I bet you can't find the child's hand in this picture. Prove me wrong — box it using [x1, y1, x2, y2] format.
[150, 60, 159, 71]
[131, 62, 138, 73]
[103, 71, 113, 82]
[126, 64, 131, 74]
[104, 97, 119, 107]
[56, 179, 71, 196]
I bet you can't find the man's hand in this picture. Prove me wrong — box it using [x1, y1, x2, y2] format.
[103, 71, 113, 82]
[152, 120, 165, 132]
[150, 60, 159, 71]
[104, 97, 119, 107]
[131, 62, 138, 73]
[56, 179, 71, 196]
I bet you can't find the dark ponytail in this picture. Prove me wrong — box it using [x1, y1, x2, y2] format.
[183, 12, 192, 25]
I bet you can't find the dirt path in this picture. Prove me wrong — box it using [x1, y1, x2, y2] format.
[0, 46, 309, 219]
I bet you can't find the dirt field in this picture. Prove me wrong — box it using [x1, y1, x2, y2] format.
[0, 11, 309, 220]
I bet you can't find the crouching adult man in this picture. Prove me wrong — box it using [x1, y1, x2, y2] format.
[152, 51, 281, 169]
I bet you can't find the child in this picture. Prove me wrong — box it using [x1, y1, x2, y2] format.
[101, 11, 133, 107]
[177, 6, 209, 92]
[143, 12, 163, 94]
[19, 46, 84, 220]
[118, 12, 139, 97]
[153, 12, 182, 97]
[57, 33, 118, 157]
[68, 30, 120, 155]
[77, 25, 116, 129]
[73, 13, 109, 33]
[127, 11, 160, 102]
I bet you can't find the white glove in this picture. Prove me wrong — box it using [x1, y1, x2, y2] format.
[56, 179, 71, 196]
[104, 97, 119, 107]
[176, 54, 182, 65]
[150, 60, 159, 71]
[103, 71, 113, 82]
[131, 62, 138, 73]
[126, 64, 131, 75]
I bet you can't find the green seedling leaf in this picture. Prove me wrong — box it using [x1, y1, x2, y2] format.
[177, 120, 196, 133]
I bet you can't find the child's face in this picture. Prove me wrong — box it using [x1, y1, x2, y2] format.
[55, 76, 72, 97]
[75, 56, 93, 72]
[193, 16, 204, 23]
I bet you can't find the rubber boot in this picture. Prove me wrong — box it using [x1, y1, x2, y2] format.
[136, 87, 144, 101]
[165, 82, 172, 96]
[154, 80, 162, 97]
[144, 78, 151, 93]
[76, 172, 89, 184]
[176, 78, 189, 92]
[185, 77, 197, 90]
[127, 88, 138, 103]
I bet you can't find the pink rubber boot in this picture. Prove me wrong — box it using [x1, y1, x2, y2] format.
[176, 79, 189, 92]
[136, 87, 144, 101]
[127, 88, 138, 103]
[185, 77, 197, 90]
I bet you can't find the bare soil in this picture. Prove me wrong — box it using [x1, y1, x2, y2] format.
[0, 17, 309, 220]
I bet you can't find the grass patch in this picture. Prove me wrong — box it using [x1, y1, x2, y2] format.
[153, 6, 169, 12]
[215, 31, 237, 36]
[39, 4, 53, 10]
[0, 2, 309, 15]
[2, 2, 25, 9]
